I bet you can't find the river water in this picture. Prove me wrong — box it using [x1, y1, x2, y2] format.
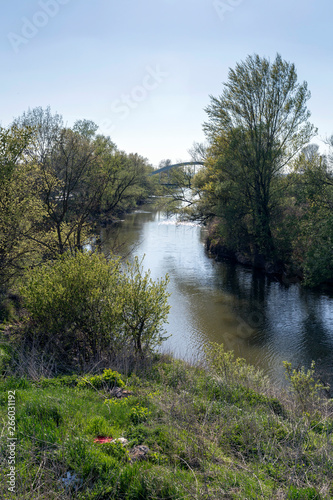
[100, 205, 333, 386]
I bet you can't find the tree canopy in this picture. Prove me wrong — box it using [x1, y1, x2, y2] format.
[202, 54, 316, 260]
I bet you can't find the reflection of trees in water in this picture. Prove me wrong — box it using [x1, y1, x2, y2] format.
[100, 210, 155, 258]
[298, 292, 333, 385]
[214, 263, 269, 332]
[169, 259, 267, 358]
[220, 262, 333, 384]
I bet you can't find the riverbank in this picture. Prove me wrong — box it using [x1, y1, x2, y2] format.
[1, 348, 332, 499]
[205, 233, 304, 286]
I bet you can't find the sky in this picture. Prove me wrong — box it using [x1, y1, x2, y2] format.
[1, 0, 333, 167]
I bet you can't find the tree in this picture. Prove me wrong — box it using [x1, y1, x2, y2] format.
[13, 108, 117, 254]
[99, 150, 153, 216]
[20, 252, 124, 364]
[188, 141, 207, 163]
[12, 105, 63, 165]
[72, 119, 99, 140]
[0, 125, 44, 289]
[39, 127, 109, 253]
[203, 54, 316, 260]
[291, 146, 333, 285]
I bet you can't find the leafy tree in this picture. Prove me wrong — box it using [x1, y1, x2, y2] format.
[12, 105, 63, 164]
[72, 119, 99, 140]
[291, 146, 333, 285]
[0, 125, 44, 288]
[38, 127, 111, 253]
[203, 54, 316, 260]
[13, 107, 154, 254]
[12, 109, 105, 253]
[99, 150, 153, 216]
[120, 257, 170, 353]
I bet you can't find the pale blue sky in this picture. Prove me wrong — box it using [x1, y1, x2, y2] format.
[1, 0, 332, 166]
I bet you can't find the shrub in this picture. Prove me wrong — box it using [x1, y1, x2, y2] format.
[20, 252, 123, 363]
[204, 341, 269, 389]
[77, 369, 125, 390]
[283, 361, 330, 413]
[19, 252, 170, 366]
[129, 404, 151, 424]
[120, 256, 170, 353]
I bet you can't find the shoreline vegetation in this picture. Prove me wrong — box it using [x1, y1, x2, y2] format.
[0, 344, 332, 499]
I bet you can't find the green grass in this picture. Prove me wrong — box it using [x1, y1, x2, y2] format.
[0, 357, 332, 499]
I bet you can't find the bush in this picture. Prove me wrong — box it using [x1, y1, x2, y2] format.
[19, 252, 170, 366]
[20, 252, 123, 363]
[204, 341, 269, 389]
[129, 404, 151, 424]
[120, 256, 170, 353]
[283, 361, 330, 414]
[77, 369, 125, 390]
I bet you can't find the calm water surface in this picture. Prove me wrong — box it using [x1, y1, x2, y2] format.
[100, 206, 333, 386]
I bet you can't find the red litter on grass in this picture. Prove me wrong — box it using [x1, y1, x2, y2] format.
[94, 436, 113, 444]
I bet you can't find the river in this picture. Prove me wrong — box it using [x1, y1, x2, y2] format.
[99, 204, 333, 386]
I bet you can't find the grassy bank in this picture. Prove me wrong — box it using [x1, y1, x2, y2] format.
[1, 345, 332, 499]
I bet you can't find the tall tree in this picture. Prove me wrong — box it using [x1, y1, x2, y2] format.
[39, 127, 109, 253]
[12, 105, 63, 164]
[203, 53, 316, 260]
[0, 125, 43, 288]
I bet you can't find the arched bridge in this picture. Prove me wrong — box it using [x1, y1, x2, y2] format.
[150, 161, 204, 176]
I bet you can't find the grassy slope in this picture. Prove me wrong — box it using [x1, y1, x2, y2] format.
[0, 358, 332, 500]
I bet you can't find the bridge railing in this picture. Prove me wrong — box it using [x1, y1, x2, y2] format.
[149, 161, 204, 176]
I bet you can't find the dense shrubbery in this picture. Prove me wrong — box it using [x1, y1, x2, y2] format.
[17, 252, 170, 369]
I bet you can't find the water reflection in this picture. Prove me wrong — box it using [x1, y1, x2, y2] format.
[100, 207, 333, 386]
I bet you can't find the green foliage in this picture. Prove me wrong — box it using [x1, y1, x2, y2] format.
[204, 341, 269, 389]
[20, 251, 123, 363]
[23, 400, 63, 426]
[287, 148, 333, 286]
[38, 374, 79, 388]
[77, 369, 125, 390]
[0, 344, 12, 374]
[85, 415, 114, 437]
[129, 404, 151, 424]
[283, 361, 329, 413]
[99, 150, 154, 216]
[19, 252, 170, 364]
[201, 53, 316, 260]
[0, 358, 332, 499]
[0, 375, 32, 390]
[120, 256, 171, 353]
[100, 440, 129, 461]
[287, 485, 321, 499]
[125, 423, 153, 446]
[0, 125, 45, 288]
[9, 107, 155, 261]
